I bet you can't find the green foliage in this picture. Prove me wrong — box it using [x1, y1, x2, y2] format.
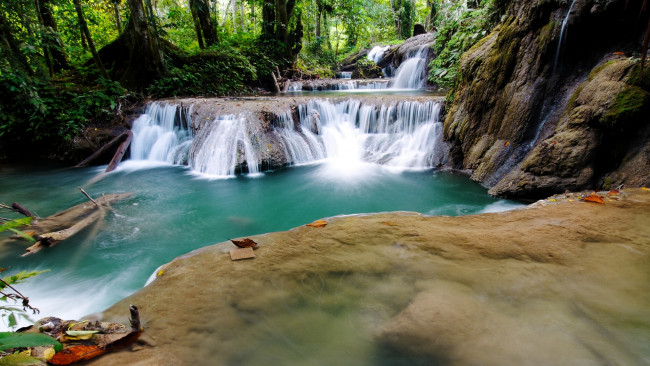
[428, 0, 499, 90]
[0, 332, 62, 351]
[148, 46, 257, 97]
[297, 36, 338, 78]
[399, 0, 413, 39]
[0, 62, 126, 157]
[0, 269, 48, 330]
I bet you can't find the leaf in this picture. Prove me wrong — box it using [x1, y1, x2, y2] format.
[48, 345, 106, 365]
[583, 194, 605, 204]
[7, 228, 36, 243]
[0, 352, 43, 366]
[306, 220, 328, 228]
[0, 217, 34, 233]
[230, 238, 258, 249]
[7, 313, 16, 328]
[0, 332, 62, 351]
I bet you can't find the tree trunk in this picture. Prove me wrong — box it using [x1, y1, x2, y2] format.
[119, 0, 166, 89]
[113, 0, 123, 32]
[72, 0, 108, 79]
[239, 0, 245, 32]
[35, 0, 69, 73]
[144, 0, 159, 34]
[0, 8, 33, 75]
[191, 0, 217, 46]
[189, 0, 205, 48]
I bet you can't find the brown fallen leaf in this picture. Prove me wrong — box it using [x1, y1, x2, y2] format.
[306, 220, 328, 228]
[48, 345, 107, 365]
[608, 189, 619, 195]
[230, 238, 258, 249]
[583, 194, 605, 204]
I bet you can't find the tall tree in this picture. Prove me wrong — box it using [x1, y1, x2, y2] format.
[119, 0, 166, 88]
[35, 0, 69, 74]
[190, 0, 218, 47]
[0, 9, 33, 75]
[261, 0, 303, 65]
[72, 0, 108, 78]
[112, 0, 123, 32]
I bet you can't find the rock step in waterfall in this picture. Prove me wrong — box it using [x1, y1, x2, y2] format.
[128, 98, 448, 177]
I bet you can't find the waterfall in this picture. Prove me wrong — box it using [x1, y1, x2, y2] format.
[130, 99, 447, 177]
[367, 45, 390, 64]
[553, 0, 577, 73]
[275, 111, 326, 164]
[390, 45, 430, 89]
[336, 71, 353, 79]
[297, 99, 447, 168]
[130, 102, 193, 164]
[190, 114, 260, 177]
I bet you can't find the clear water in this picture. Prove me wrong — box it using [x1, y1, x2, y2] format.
[0, 161, 521, 330]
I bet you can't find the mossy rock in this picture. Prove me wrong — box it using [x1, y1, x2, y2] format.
[538, 20, 557, 53]
[627, 64, 650, 90]
[351, 59, 383, 79]
[599, 85, 649, 130]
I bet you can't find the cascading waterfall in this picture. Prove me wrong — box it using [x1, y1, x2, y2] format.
[130, 99, 447, 177]
[390, 45, 430, 89]
[275, 111, 326, 164]
[130, 102, 193, 164]
[367, 45, 390, 64]
[297, 99, 447, 168]
[553, 0, 577, 73]
[190, 114, 260, 176]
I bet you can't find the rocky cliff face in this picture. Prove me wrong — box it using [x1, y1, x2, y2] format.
[444, 0, 650, 199]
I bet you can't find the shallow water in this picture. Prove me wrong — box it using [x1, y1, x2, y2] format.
[0, 161, 521, 330]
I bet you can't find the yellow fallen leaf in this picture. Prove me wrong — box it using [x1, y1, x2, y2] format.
[44, 347, 56, 360]
[157, 269, 164, 276]
[306, 220, 328, 228]
[549, 199, 556, 202]
[642, 187, 649, 191]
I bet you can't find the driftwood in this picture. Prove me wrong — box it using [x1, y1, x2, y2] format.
[105, 130, 133, 172]
[4, 192, 133, 256]
[75, 131, 131, 168]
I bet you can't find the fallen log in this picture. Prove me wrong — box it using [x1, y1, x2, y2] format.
[105, 130, 133, 172]
[75, 131, 130, 168]
[0, 192, 132, 256]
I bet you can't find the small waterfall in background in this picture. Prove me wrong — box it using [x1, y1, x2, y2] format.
[553, 0, 577, 73]
[368, 45, 390, 64]
[390, 45, 430, 89]
[367, 45, 391, 77]
[130, 102, 193, 164]
[189, 114, 260, 176]
[336, 71, 353, 79]
[130, 99, 447, 177]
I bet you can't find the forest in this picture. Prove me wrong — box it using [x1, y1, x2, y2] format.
[0, 0, 505, 159]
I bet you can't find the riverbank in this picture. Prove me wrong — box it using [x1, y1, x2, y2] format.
[90, 189, 650, 365]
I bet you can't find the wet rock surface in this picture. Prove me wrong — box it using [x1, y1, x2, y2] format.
[90, 189, 650, 366]
[444, 0, 650, 198]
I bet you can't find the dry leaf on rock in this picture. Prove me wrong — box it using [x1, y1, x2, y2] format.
[306, 220, 328, 228]
[230, 238, 258, 249]
[583, 194, 605, 204]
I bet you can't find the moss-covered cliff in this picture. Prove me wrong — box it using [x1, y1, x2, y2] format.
[444, 0, 650, 199]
